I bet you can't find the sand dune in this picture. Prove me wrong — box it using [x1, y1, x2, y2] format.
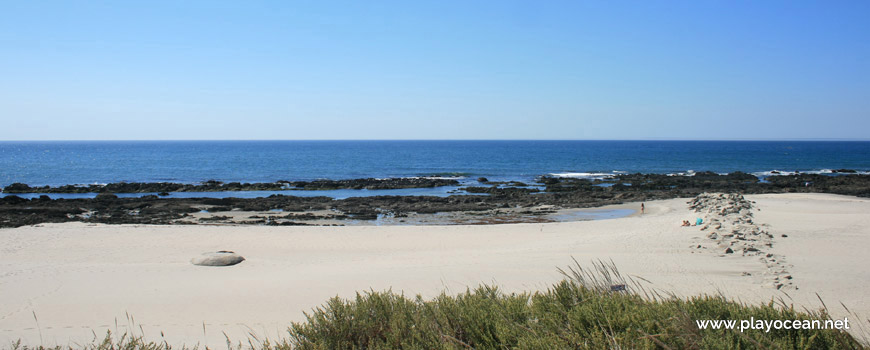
[1, 193, 868, 347]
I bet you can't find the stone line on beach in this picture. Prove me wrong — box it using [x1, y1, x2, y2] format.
[688, 193, 794, 290]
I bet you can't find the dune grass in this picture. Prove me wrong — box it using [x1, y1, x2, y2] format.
[8, 261, 867, 350]
[285, 260, 865, 349]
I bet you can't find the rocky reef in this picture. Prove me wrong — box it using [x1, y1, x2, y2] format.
[1, 177, 460, 193]
[541, 172, 870, 198]
[1, 173, 869, 228]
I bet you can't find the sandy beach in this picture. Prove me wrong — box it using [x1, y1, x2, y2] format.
[1, 193, 868, 347]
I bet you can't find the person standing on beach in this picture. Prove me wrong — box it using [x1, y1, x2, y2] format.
[641, 203, 645, 214]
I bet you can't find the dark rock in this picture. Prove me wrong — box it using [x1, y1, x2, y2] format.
[158, 192, 170, 196]
[267, 221, 311, 226]
[766, 174, 870, 197]
[286, 177, 460, 190]
[199, 215, 230, 221]
[3, 183, 34, 193]
[1, 195, 27, 204]
[724, 247, 734, 254]
[94, 193, 118, 201]
[2, 177, 460, 193]
[477, 177, 489, 183]
[3, 172, 870, 229]
[463, 186, 492, 194]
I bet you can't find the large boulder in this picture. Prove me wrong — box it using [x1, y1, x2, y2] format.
[191, 251, 245, 266]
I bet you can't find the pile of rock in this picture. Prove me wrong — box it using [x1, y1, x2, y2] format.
[688, 193, 793, 290]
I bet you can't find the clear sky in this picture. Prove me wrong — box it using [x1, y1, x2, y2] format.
[1, 1, 868, 140]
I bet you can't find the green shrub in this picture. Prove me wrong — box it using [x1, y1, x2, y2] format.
[287, 261, 866, 350]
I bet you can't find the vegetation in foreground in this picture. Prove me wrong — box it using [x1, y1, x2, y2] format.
[8, 261, 867, 350]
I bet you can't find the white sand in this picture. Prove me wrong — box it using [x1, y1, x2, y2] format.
[1, 193, 868, 347]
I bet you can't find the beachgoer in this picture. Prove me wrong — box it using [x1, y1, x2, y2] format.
[641, 203, 645, 214]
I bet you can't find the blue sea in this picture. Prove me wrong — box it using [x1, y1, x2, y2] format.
[2, 141, 869, 198]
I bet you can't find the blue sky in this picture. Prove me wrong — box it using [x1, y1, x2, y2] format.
[1, 1, 868, 140]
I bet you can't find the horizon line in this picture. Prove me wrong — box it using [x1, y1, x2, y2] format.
[1, 138, 870, 142]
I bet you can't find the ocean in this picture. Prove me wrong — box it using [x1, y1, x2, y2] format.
[2, 140, 869, 198]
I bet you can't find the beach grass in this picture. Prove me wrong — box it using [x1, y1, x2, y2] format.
[8, 261, 866, 350]
[286, 261, 865, 349]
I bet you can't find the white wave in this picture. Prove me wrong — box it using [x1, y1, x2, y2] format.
[548, 172, 619, 179]
[387, 176, 466, 180]
[752, 169, 870, 177]
[752, 170, 799, 177]
[666, 170, 696, 177]
[70, 183, 107, 187]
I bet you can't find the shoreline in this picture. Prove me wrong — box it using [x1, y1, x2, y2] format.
[1, 178, 463, 194]
[2, 172, 869, 228]
[1, 193, 868, 346]
[178, 201, 641, 226]
[3, 171, 868, 195]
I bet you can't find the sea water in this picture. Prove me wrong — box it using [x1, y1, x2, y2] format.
[2, 141, 869, 198]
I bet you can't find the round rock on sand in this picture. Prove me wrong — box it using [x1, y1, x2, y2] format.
[191, 251, 245, 266]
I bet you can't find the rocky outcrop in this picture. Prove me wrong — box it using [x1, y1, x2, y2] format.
[282, 177, 460, 190]
[764, 174, 870, 197]
[94, 193, 118, 201]
[1, 177, 460, 194]
[2, 173, 869, 229]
